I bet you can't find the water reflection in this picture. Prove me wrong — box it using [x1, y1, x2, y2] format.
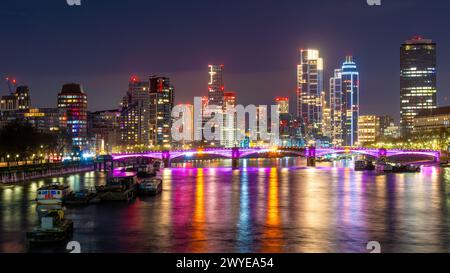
[0, 159, 450, 253]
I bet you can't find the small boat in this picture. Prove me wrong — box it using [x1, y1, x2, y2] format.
[65, 189, 97, 206]
[355, 160, 375, 171]
[96, 174, 137, 202]
[27, 209, 73, 245]
[376, 162, 394, 172]
[392, 164, 421, 173]
[136, 161, 163, 196]
[36, 183, 72, 206]
[138, 175, 163, 196]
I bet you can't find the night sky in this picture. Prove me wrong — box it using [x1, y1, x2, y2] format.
[1, 0, 449, 120]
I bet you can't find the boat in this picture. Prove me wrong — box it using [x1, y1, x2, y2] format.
[65, 189, 97, 206]
[96, 174, 137, 202]
[36, 183, 72, 206]
[355, 160, 375, 171]
[136, 161, 164, 196]
[376, 162, 394, 172]
[137, 173, 163, 196]
[392, 164, 421, 173]
[27, 209, 73, 245]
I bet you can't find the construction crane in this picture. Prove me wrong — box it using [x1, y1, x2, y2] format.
[5, 77, 17, 94]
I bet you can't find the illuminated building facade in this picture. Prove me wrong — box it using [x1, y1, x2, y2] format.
[330, 56, 359, 146]
[330, 68, 343, 146]
[0, 86, 31, 112]
[400, 36, 437, 137]
[149, 76, 174, 149]
[23, 108, 60, 133]
[208, 65, 225, 107]
[222, 92, 237, 147]
[57, 83, 88, 150]
[358, 115, 380, 146]
[120, 76, 151, 148]
[297, 49, 323, 137]
[413, 106, 450, 135]
[275, 97, 289, 114]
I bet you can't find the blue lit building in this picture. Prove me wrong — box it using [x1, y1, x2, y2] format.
[330, 56, 359, 146]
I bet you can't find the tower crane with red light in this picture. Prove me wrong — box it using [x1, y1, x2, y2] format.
[5, 77, 17, 94]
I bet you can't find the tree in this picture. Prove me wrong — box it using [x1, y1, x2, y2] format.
[0, 121, 58, 159]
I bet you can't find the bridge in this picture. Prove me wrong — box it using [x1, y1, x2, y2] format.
[108, 147, 441, 169]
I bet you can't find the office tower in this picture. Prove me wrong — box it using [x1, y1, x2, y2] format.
[414, 107, 450, 135]
[58, 83, 88, 150]
[330, 56, 359, 146]
[297, 49, 324, 137]
[400, 36, 437, 137]
[120, 76, 151, 148]
[222, 92, 237, 147]
[208, 65, 225, 107]
[149, 76, 175, 149]
[275, 97, 289, 114]
[358, 115, 380, 146]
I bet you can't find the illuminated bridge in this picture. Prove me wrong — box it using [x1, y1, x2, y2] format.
[109, 147, 441, 169]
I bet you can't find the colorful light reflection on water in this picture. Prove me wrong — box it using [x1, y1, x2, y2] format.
[0, 158, 449, 253]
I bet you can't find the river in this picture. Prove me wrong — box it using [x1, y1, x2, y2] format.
[1, 158, 449, 253]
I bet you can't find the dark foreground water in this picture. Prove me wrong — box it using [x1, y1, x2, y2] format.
[1, 158, 450, 253]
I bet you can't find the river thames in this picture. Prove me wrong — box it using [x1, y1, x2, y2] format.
[1, 158, 449, 253]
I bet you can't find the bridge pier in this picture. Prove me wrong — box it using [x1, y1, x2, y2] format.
[378, 148, 387, 162]
[162, 150, 171, 168]
[306, 146, 316, 167]
[232, 148, 240, 169]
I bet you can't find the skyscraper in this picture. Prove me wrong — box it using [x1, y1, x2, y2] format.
[297, 49, 323, 137]
[149, 76, 175, 149]
[120, 76, 151, 148]
[208, 65, 225, 107]
[58, 83, 88, 150]
[330, 68, 343, 146]
[400, 36, 437, 137]
[222, 92, 237, 147]
[330, 56, 359, 146]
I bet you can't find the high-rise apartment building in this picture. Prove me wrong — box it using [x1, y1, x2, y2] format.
[149, 76, 174, 149]
[120, 76, 151, 148]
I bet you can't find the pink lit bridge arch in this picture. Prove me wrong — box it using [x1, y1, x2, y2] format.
[111, 147, 441, 167]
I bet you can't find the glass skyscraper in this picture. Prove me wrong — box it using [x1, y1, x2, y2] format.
[400, 36, 437, 137]
[297, 49, 323, 138]
[330, 56, 359, 147]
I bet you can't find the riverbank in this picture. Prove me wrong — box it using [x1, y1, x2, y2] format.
[0, 163, 95, 184]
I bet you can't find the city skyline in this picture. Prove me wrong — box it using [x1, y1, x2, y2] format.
[1, 0, 450, 120]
